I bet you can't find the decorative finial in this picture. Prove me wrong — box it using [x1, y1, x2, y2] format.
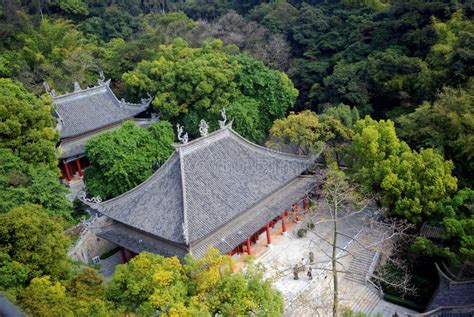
[79, 191, 103, 211]
[43, 81, 50, 93]
[176, 123, 188, 144]
[219, 108, 227, 129]
[44, 82, 57, 97]
[73, 82, 81, 92]
[97, 70, 105, 84]
[199, 119, 209, 137]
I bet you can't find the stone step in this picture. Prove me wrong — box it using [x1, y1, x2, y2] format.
[351, 286, 380, 314]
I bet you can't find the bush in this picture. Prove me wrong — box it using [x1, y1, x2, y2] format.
[297, 228, 307, 238]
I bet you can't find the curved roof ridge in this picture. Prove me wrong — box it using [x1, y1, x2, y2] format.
[101, 152, 180, 206]
[177, 148, 190, 245]
[54, 79, 111, 101]
[174, 123, 314, 162]
[228, 127, 314, 161]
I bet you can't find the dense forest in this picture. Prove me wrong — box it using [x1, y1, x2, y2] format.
[0, 0, 473, 315]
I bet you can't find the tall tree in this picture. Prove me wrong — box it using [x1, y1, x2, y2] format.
[0, 204, 71, 280]
[398, 83, 474, 187]
[84, 120, 175, 199]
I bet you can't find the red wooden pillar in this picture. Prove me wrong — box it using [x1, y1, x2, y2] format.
[246, 238, 251, 255]
[281, 212, 287, 235]
[266, 223, 272, 246]
[303, 198, 309, 211]
[63, 161, 72, 182]
[119, 247, 127, 264]
[75, 158, 83, 177]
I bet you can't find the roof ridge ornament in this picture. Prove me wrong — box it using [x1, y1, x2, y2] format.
[43, 81, 57, 97]
[177, 123, 188, 144]
[79, 191, 103, 212]
[219, 108, 227, 129]
[97, 70, 105, 85]
[73, 81, 82, 92]
[199, 119, 209, 137]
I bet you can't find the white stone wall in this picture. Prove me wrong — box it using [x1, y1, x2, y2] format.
[68, 216, 117, 263]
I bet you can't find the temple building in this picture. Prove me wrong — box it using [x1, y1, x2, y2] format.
[83, 122, 321, 261]
[49, 78, 154, 182]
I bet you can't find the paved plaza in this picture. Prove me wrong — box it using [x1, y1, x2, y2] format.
[240, 202, 418, 317]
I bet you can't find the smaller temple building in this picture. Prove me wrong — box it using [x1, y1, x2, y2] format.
[49, 78, 155, 182]
[83, 121, 321, 261]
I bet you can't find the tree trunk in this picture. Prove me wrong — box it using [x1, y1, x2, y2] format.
[332, 201, 338, 317]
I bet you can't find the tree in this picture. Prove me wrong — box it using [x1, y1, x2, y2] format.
[323, 169, 361, 317]
[0, 78, 57, 167]
[398, 83, 474, 187]
[427, 10, 474, 87]
[230, 53, 298, 135]
[267, 110, 328, 155]
[123, 39, 240, 128]
[412, 188, 474, 266]
[123, 39, 297, 141]
[16, 19, 99, 94]
[348, 116, 457, 223]
[268, 110, 352, 158]
[0, 204, 71, 280]
[18, 276, 74, 317]
[0, 148, 71, 217]
[84, 120, 174, 199]
[322, 103, 360, 128]
[105, 249, 284, 316]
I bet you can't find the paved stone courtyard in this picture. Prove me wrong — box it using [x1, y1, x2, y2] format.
[244, 202, 418, 317]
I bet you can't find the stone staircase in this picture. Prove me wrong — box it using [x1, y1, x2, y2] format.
[343, 230, 383, 314]
[344, 231, 380, 284]
[349, 283, 381, 314]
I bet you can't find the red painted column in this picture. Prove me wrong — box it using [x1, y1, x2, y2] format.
[266, 223, 272, 246]
[246, 238, 251, 255]
[303, 198, 309, 211]
[127, 249, 135, 260]
[63, 161, 72, 182]
[281, 212, 287, 235]
[119, 248, 127, 264]
[75, 159, 83, 177]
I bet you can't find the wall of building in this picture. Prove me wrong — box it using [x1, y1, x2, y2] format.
[68, 216, 117, 263]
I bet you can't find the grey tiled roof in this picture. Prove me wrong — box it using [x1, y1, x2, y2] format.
[426, 264, 474, 311]
[97, 222, 188, 259]
[191, 175, 320, 258]
[59, 117, 160, 160]
[96, 125, 314, 247]
[54, 81, 149, 139]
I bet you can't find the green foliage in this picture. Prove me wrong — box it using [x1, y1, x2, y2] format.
[18, 270, 114, 317]
[84, 120, 174, 199]
[398, 83, 474, 187]
[297, 228, 308, 238]
[15, 19, 99, 94]
[428, 10, 474, 87]
[413, 189, 474, 264]
[0, 148, 71, 217]
[123, 40, 297, 141]
[0, 78, 57, 166]
[0, 205, 71, 280]
[268, 110, 352, 156]
[18, 276, 74, 317]
[0, 252, 29, 294]
[106, 249, 283, 316]
[322, 103, 360, 128]
[348, 116, 457, 222]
